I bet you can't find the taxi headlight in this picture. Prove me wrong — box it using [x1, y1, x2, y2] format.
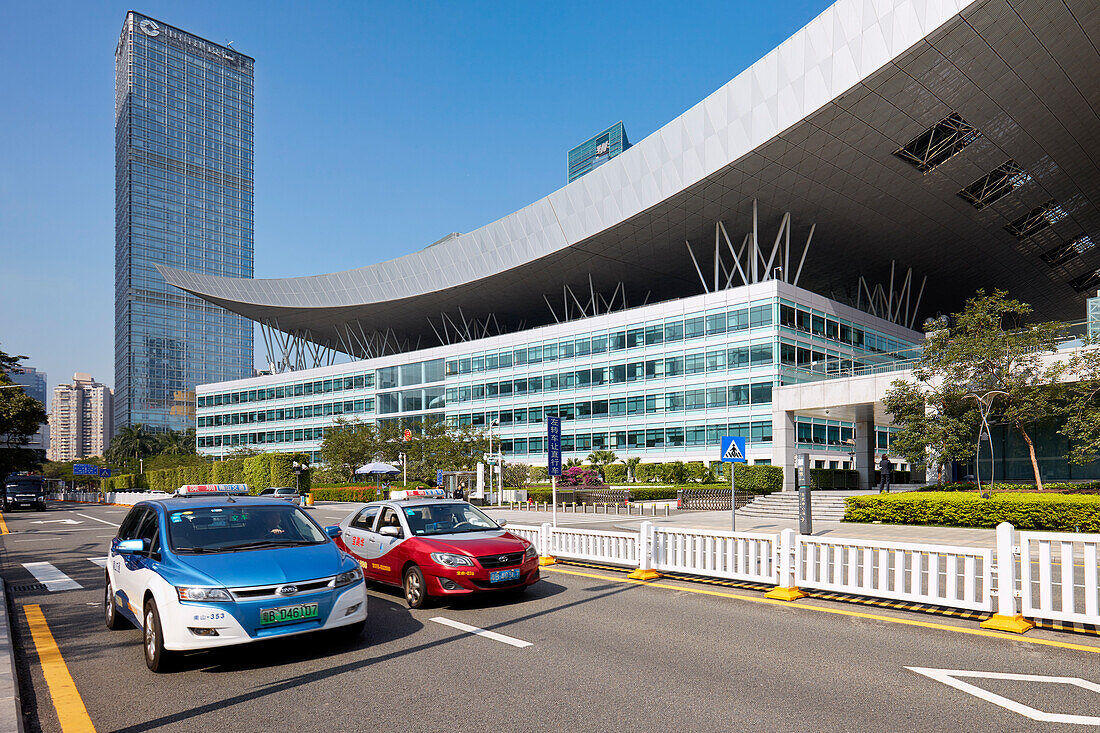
[430, 552, 474, 567]
[176, 586, 232, 602]
[524, 544, 538, 560]
[335, 567, 363, 587]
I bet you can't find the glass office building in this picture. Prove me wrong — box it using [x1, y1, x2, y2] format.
[114, 12, 255, 432]
[195, 281, 920, 469]
[567, 122, 630, 183]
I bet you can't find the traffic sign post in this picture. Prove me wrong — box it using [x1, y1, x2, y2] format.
[547, 417, 562, 527]
[720, 436, 747, 531]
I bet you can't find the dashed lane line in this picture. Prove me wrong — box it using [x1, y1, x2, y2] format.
[543, 566, 1100, 655]
[24, 604, 96, 732]
[22, 562, 82, 591]
[430, 616, 533, 648]
[88, 558, 107, 568]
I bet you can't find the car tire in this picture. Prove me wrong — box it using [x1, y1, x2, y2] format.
[403, 566, 430, 609]
[143, 598, 173, 672]
[104, 575, 130, 630]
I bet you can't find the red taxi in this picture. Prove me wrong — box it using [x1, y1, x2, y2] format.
[336, 490, 540, 608]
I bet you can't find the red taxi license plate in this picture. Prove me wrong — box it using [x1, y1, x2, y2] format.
[490, 568, 521, 583]
[260, 603, 319, 625]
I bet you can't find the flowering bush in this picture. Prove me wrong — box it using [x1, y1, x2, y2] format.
[557, 466, 605, 487]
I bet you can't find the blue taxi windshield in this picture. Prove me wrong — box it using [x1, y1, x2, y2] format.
[402, 503, 499, 536]
[167, 505, 327, 553]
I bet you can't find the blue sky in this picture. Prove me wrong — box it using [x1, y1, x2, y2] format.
[0, 0, 831, 404]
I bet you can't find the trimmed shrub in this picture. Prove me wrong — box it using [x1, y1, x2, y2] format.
[244, 454, 272, 494]
[845, 492, 1100, 532]
[604, 464, 627, 483]
[558, 466, 604, 487]
[310, 487, 390, 502]
[915, 481, 1100, 493]
[734, 464, 783, 494]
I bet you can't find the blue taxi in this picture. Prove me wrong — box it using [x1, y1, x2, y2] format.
[105, 484, 367, 672]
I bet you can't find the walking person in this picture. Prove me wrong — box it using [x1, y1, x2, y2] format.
[877, 454, 892, 493]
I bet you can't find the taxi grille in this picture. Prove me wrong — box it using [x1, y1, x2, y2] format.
[231, 577, 333, 600]
[477, 552, 524, 569]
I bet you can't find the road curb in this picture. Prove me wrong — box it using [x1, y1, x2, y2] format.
[0, 581, 25, 733]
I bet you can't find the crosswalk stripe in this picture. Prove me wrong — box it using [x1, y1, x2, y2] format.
[88, 557, 107, 568]
[22, 562, 82, 591]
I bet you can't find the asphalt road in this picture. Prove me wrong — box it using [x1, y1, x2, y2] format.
[4, 501, 1100, 732]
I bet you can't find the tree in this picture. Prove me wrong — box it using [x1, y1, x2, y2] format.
[319, 418, 488, 483]
[502, 462, 530, 489]
[564, 457, 582, 468]
[155, 428, 196, 456]
[883, 380, 978, 483]
[107, 424, 158, 464]
[886, 290, 1065, 489]
[622, 456, 641, 483]
[586, 450, 618, 482]
[1061, 350, 1100, 465]
[0, 346, 48, 477]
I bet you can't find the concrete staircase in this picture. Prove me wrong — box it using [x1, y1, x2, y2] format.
[738, 490, 879, 521]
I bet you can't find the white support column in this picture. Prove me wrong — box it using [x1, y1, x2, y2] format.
[765, 528, 806, 600]
[980, 522, 1033, 633]
[685, 241, 710, 293]
[628, 521, 660, 580]
[793, 223, 814, 286]
[751, 199, 759, 284]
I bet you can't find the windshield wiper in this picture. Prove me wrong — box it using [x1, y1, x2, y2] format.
[221, 539, 318, 551]
[173, 546, 222, 554]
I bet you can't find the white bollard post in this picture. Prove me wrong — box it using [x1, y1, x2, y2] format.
[628, 520, 660, 580]
[538, 522, 556, 566]
[765, 528, 806, 601]
[980, 522, 1033, 633]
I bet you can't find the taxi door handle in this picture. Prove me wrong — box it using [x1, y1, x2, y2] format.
[367, 536, 378, 543]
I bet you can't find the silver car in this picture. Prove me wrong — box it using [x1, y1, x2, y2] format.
[259, 486, 304, 506]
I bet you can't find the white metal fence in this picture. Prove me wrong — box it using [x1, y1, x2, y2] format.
[1019, 530, 1100, 624]
[793, 535, 993, 611]
[652, 527, 776, 583]
[503, 519, 1099, 629]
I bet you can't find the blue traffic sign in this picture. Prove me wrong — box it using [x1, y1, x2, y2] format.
[73, 463, 97, 476]
[547, 416, 562, 477]
[719, 436, 747, 463]
[99, 468, 111, 478]
[436, 469, 443, 487]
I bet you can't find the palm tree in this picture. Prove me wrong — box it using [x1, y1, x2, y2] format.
[622, 456, 642, 483]
[564, 457, 583, 468]
[110, 424, 157, 464]
[586, 450, 618, 482]
[155, 428, 196, 455]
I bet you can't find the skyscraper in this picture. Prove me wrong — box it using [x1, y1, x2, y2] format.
[114, 12, 255, 432]
[47, 374, 112, 462]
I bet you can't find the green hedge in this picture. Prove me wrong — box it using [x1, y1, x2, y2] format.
[310, 488, 391, 502]
[101, 452, 312, 495]
[845, 492, 1100, 531]
[734, 464, 783, 494]
[915, 481, 1100, 493]
[604, 465, 627, 483]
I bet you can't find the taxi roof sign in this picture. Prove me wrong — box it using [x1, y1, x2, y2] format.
[391, 488, 447, 501]
[175, 484, 250, 496]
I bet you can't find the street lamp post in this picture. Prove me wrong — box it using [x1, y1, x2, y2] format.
[965, 391, 1006, 493]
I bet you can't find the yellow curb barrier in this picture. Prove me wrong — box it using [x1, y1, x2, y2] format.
[765, 586, 808, 601]
[538, 556, 557, 566]
[980, 614, 1035, 634]
[627, 568, 661, 581]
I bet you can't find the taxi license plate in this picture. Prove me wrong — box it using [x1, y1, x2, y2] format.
[490, 568, 521, 583]
[260, 603, 319, 625]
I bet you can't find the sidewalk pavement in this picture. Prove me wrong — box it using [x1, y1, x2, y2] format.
[487, 508, 999, 549]
[0, 582, 23, 733]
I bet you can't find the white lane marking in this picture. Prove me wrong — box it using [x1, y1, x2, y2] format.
[22, 562, 82, 591]
[31, 519, 81, 525]
[906, 667, 1100, 725]
[88, 557, 108, 568]
[429, 617, 532, 648]
[76, 513, 121, 527]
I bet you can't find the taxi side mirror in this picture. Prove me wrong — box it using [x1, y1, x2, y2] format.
[497, 519, 508, 527]
[117, 539, 145, 554]
[378, 525, 401, 538]
[324, 525, 342, 538]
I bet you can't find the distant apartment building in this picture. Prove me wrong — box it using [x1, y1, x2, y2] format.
[47, 374, 113, 462]
[7, 365, 49, 455]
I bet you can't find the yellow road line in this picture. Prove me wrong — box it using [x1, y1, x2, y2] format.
[544, 566, 1100, 655]
[23, 605, 95, 732]
[0, 513, 8, 535]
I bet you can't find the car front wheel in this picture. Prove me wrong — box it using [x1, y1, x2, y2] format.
[403, 566, 429, 609]
[105, 575, 129, 630]
[143, 599, 173, 672]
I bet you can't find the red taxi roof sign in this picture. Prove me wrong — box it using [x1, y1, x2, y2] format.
[391, 488, 447, 500]
[175, 484, 250, 496]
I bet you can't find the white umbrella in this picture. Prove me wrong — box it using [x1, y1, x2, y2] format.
[355, 461, 400, 475]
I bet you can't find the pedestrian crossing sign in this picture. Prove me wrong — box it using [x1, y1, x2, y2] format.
[720, 436, 747, 463]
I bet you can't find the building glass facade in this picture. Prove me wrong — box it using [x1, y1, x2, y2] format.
[567, 122, 630, 183]
[195, 282, 920, 468]
[114, 12, 255, 432]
